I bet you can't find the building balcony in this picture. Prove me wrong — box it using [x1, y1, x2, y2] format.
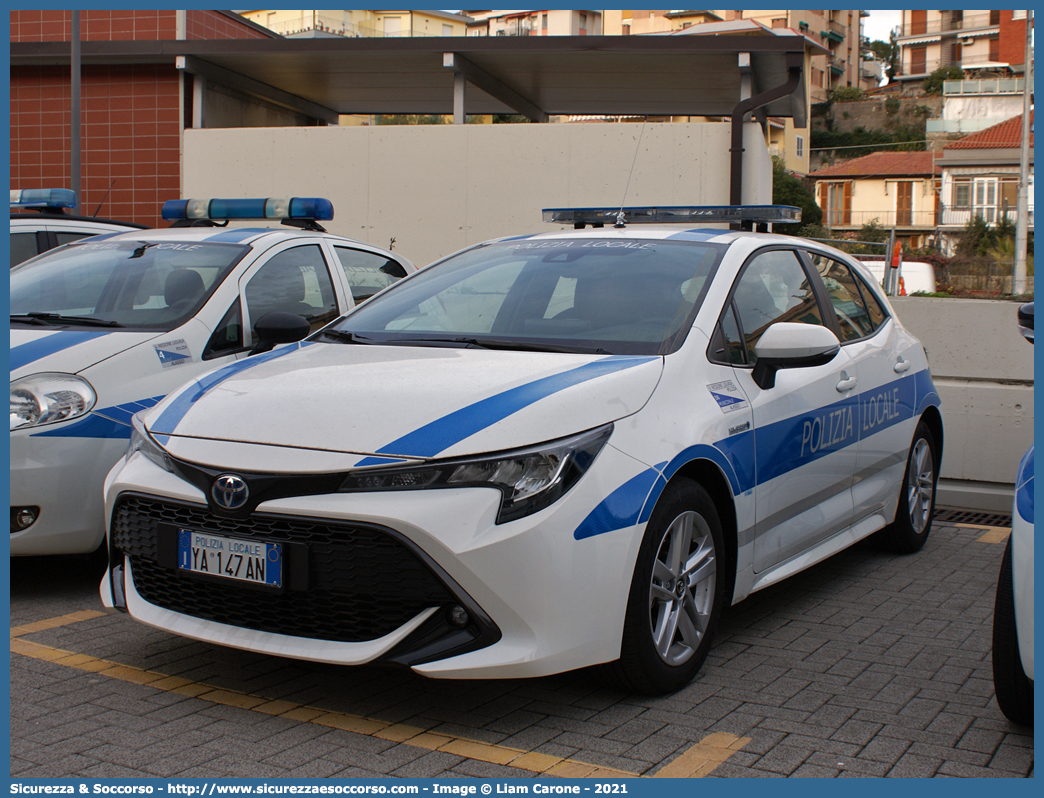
[899, 13, 1000, 38]
[939, 205, 1032, 229]
[821, 209, 939, 229]
[943, 78, 1025, 95]
[898, 55, 1006, 79]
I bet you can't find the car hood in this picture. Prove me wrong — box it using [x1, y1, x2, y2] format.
[145, 342, 663, 465]
[10, 328, 160, 378]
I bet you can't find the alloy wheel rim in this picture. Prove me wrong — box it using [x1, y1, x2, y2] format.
[648, 510, 716, 666]
[907, 438, 934, 534]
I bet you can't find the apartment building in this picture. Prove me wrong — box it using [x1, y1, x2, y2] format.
[239, 10, 469, 39]
[603, 10, 864, 104]
[461, 10, 601, 37]
[895, 10, 1030, 82]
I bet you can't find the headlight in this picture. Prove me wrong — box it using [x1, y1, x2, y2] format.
[10, 373, 96, 431]
[340, 424, 613, 523]
[127, 413, 174, 473]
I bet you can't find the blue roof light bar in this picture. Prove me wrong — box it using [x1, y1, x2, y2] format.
[11, 189, 77, 209]
[161, 197, 334, 222]
[542, 205, 802, 227]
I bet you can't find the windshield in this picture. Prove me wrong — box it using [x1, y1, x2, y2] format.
[330, 238, 724, 355]
[10, 240, 248, 330]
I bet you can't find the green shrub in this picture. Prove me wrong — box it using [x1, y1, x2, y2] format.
[830, 86, 864, 102]
[923, 65, 964, 95]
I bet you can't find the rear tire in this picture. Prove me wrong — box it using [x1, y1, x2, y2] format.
[874, 420, 937, 553]
[992, 536, 1034, 726]
[601, 478, 725, 695]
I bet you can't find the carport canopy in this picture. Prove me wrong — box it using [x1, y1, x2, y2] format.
[12, 34, 813, 127]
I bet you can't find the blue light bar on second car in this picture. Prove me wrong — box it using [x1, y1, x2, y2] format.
[542, 205, 802, 226]
[11, 189, 77, 209]
[161, 197, 334, 222]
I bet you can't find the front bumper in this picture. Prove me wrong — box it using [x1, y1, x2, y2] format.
[11, 430, 125, 555]
[101, 444, 649, 679]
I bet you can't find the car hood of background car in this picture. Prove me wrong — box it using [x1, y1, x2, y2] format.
[10, 328, 161, 378]
[144, 343, 664, 464]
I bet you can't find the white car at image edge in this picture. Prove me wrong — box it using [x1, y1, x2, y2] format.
[992, 301, 1034, 726]
[99, 204, 944, 693]
[11, 197, 414, 556]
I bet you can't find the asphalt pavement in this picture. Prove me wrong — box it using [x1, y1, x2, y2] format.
[10, 516, 1034, 779]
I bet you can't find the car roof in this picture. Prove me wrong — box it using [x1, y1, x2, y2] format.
[487, 225, 858, 258]
[60, 223, 400, 255]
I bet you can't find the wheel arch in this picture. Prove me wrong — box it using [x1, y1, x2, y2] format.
[664, 458, 738, 607]
[918, 404, 944, 466]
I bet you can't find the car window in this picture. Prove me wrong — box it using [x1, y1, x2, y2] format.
[10, 232, 39, 266]
[333, 247, 407, 303]
[203, 299, 244, 360]
[731, 249, 825, 363]
[333, 238, 725, 356]
[244, 245, 338, 345]
[853, 272, 888, 332]
[10, 240, 246, 329]
[807, 253, 876, 342]
[54, 232, 95, 247]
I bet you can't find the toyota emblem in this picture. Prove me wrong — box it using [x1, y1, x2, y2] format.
[212, 474, 249, 510]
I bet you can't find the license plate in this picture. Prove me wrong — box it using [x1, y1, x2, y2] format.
[177, 529, 282, 588]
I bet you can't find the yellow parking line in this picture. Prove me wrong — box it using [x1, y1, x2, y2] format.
[12, 613, 747, 777]
[957, 523, 1012, 544]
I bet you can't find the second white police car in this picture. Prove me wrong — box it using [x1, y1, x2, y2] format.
[11, 197, 413, 556]
[100, 205, 943, 693]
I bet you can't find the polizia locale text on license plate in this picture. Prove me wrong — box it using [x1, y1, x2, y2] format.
[178, 529, 282, 588]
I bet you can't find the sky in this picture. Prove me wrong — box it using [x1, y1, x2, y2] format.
[862, 9, 902, 43]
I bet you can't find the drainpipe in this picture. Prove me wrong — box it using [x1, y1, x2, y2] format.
[730, 52, 804, 227]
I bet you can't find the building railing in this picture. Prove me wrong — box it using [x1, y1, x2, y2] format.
[943, 78, 1025, 95]
[939, 205, 1032, 228]
[899, 55, 1005, 78]
[900, 13, 999, 37]
[823, 209, 938, 228]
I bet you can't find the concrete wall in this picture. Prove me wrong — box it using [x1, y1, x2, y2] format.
[181, 122, 772, 267]
[892, 297, 1034, 512]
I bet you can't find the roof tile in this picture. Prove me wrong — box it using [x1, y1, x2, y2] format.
[944, 112, 1033, 150]
[808, 150, 940, 178]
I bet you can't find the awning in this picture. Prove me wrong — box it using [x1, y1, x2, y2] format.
[901, 35, 942, 45]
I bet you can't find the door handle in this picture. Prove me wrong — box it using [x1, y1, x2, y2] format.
[894, 357, 911, 374]
[836, 371, 857, 393]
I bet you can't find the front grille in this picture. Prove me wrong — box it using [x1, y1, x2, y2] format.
[112, 494, 454, 643]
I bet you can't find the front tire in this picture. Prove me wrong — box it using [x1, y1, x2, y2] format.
[603, 479, 725, 694]
[875, 420, 938, 553]
[992, 536, 1034, 726]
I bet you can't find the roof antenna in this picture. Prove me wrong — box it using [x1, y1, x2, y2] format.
[616, 116, 647, 228]
[92, 178, 116, 217]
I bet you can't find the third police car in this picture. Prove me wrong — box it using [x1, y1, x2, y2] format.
[100, 205, 942, 693]
[11, 197, 413, 556]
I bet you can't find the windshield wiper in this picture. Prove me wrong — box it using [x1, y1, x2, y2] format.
[379, 336, 612, 355]
[10, 313, 124, 328]
[318, 329, 373, 344]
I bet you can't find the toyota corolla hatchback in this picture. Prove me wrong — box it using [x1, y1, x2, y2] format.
[100, 205, 943, 694]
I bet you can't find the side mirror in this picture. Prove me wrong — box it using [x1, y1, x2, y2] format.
[752, 323, 840, 389]
[1017, 301, 1034, 344]
[251, 311, 310, 355]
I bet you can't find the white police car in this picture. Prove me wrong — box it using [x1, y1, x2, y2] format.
[11, 197, 413, 556]
[992, 301, 1033, 726]
[10, 189, 148, 267]
[100, 205, 942, 693]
